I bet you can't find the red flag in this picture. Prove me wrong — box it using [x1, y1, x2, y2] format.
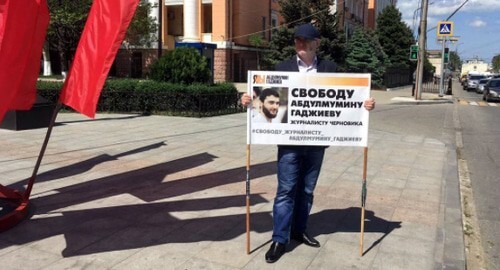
[0, 0, 50, 122]
[59, 0, 139, 118]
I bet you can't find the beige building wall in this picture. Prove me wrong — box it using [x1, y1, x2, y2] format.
[212, 0, 228, 42]
[204, 0, 281, 82]
[461, 59, 489, 76]
[429, 57, 443, 76]
[232, 0, 272, 46]
[135, 0, 282, 82]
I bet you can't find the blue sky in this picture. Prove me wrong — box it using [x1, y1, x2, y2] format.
[397, 0, 500, 63]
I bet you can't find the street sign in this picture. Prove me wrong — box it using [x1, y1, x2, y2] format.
[409, 45, 418, 61]
[437, 21, 453, 37]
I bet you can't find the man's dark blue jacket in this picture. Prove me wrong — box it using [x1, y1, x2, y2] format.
[275, 56, 337, 73]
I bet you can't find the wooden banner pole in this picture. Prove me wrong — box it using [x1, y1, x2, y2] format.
[359, 147, 368, 256]
[245, 144, 251, 254]
[24, 102, 62, 200]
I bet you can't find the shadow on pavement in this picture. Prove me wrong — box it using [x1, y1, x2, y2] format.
[0, 194, 270, 257]
[26, 155, 275, 213]
[0, 153, 277, 257]
[290, 207, 401, 255]
[8, 142, 168, 191]
[249, 207, 401, 255]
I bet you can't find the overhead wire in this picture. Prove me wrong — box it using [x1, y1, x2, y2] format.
[426, 0, 470, 33]
[230, 7, 329, 41]
[229, 0, 352, 41]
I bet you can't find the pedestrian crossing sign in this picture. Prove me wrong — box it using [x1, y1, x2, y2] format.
[437, 21, 453, 37]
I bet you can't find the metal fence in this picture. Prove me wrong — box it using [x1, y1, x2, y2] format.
[421, 80, 440, 93]
[384, 68, 412, 88]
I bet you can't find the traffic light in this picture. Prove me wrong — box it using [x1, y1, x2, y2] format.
[444, 47, 449, 63]
[410, 45, 418, 61]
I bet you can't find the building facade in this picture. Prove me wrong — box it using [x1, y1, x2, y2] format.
[460, 58, 489, 77]
[335, 0, 397, 39]
[114, 0, 398, 82]
[158, 0, 281, 82]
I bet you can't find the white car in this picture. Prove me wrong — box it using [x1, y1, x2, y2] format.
[466, 75, 486, 91]
[476, 78, 490, 94]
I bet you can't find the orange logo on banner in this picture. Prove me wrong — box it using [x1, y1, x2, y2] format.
[253, 75, 266, 84]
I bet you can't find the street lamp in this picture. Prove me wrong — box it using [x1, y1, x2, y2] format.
[454, 42, 464, 54]
[412, 1, 435, 40]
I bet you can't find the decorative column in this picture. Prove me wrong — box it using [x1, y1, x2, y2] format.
[183, 0, 200, 42]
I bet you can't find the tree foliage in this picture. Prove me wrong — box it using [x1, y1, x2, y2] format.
[46, 0, 157, 72]
[263, 27, 296, 69]
[149, 47, 211, 84]
[448, 51, 461, 71]
[492, 54, 500, 73]
[249, 34, 268, 70]
[424, 56, 436, 75]
[375, 5, 415, 69]
[345, 27, 387, 87]
[125, 0, 158, 48]
[263, 0, 346, 69]
[46, 0, 92, 71]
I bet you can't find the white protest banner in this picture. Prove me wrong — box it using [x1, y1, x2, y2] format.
[247, 71, 371, 147]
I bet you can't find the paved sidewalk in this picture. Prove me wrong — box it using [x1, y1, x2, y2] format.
[0, 88, 464, 269]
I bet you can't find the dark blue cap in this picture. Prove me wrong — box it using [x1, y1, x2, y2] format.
[294, 23, 320, 40]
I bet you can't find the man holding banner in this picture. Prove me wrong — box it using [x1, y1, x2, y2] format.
[242, 23, 376, 263]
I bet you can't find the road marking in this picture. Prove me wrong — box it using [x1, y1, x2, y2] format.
[459, 100, 468, 105]
[457, 99, 499, 107]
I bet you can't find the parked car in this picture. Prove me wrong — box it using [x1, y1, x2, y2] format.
[483, 78, 500, 102]
[466, 75, 487, 91]
[476, 78, 490, 94]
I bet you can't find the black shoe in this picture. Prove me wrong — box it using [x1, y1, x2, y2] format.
[265, 242, 286, 263]
[291, 232, 320, 247]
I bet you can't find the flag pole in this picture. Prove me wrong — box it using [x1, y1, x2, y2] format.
[245, 143, 251, 254]
[359, 147, 368, 256]
[23, 102, 62, 200]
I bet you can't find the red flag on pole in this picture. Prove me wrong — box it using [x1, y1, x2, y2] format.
[0, 0, 50, 122]
[59, 0, 139, 118]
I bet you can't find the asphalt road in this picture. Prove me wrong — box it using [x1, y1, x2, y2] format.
[454, 82, 500, 270]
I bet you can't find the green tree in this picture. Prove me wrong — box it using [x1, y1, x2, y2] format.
[149, 47, 211, 84]
[249, 34, 268, 70]
[448, 51, 461, 71]
[263, 0, 346, 69]
[46, 0, 157, 73]
[313, 0, 346, 68]
[345, 27, 387, 87]
[423, 55, 436, 81]
[375, 5, 415, 69]
[263, 27, 296, 69]
[492, 54, 500, 73]
[124, 0, 158, 48]
[47, 0, 92, 72]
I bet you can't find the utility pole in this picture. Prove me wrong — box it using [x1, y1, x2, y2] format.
[415, 0, 429, 100]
